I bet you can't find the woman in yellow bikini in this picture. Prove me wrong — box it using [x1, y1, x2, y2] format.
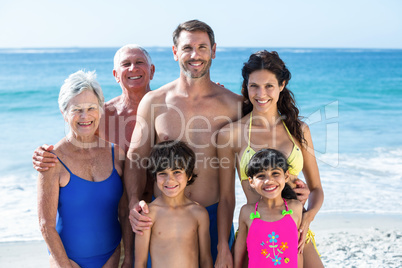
[216, 50, 324, 267]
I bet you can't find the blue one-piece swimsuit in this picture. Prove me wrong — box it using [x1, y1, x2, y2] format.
[54, 144, 123, 268]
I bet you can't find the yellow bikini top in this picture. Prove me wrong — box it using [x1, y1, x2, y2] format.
[239, 112, 304, 181]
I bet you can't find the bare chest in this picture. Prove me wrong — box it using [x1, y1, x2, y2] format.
[151, 210, 198, 241]
[154, 105, 231, 147]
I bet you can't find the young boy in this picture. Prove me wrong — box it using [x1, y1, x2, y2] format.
[134, 140, 213, 268]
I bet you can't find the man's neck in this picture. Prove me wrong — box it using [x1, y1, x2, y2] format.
[121, 85, 150, 105]
[176, 73, 213, 97]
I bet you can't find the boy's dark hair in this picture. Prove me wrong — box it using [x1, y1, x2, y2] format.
[246, 148, 297, 200]
[148, 140, 197, 185]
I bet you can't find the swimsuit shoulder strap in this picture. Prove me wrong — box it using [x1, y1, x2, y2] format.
[254, 202, 259, 213]
[283, 198, 289, 211]
[51, 152, 73, 174]
[282, 120, 296, 145]
[111, 143, 115, 169]
[247, 112, 253, 148]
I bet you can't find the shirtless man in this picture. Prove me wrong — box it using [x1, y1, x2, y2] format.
[32, 44, 155, 267]
[125, 20, 242, 263]
[102, 44, 155, 152]
[32, 44, 155, 167]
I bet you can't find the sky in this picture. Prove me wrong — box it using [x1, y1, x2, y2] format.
[0, 0, 401, 49]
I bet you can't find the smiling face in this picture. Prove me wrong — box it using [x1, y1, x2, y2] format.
[173, 30, 216, 79]
[113, 48, 155, 91]
[248, 69, 285, 114]
[64, 90, 101, 139]
[156, 168, 190, 198]
[249, 167, 289, 200]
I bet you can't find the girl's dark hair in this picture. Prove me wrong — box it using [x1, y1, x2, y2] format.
[148, 140, 197, 185]
[241, 50, 306, 145]
[246, 148, 297, 200]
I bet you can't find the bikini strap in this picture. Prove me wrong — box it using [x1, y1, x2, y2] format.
[50, 152, 73, 174]
[111, 143, 115, 169]
[282, 120, 296, 145]
[247, 112, 252, 148]
[255, 202, 259, 213]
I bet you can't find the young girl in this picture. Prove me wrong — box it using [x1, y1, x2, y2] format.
[234, 148, 303, 268]
[134, 140, 213, 268]
[217, 50, 323, 268]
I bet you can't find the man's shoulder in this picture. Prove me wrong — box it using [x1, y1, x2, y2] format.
[211, 83, 242, 101]
[104, 96, 123, 115]
[142, 81, 177, 103]
[104, 95, 122, 108]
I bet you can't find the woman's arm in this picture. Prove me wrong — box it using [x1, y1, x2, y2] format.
[37, 167, 72, 267]
[119, 190, 134, 267]
[234, 206, 248, 268]
[299, 123, 324, 246]
[115, 145, 134, 268]
[216, 126, 237, 268]
[198, 207, 213, 268]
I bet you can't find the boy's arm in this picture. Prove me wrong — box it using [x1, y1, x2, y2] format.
[134, 209, 152, 268]
[198, 207, 213, 268]
[234, 206, 248, 268]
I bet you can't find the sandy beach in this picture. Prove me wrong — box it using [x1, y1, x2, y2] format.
[312, 213, 402, 267]
[1, 213, 401, 267]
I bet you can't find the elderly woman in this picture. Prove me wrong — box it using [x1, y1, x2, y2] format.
[37, 70, 128, 268]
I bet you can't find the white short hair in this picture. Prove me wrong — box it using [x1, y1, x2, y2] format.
[58, 70, 104, 113]
[113, 44, 153, 69]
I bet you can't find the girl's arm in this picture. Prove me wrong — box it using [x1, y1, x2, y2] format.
[288, 199, 304, 266]
[134, 210, 152, 268]
[299, 123, 324, 247]
[234, 206, 249, 268]
[198, 207, 213, 268]
[37, 167, 73, 267]
[216, 126, 237, 267]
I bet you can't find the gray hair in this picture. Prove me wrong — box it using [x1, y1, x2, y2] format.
[113, 44, 153, 69]
[58, 70, 104, 114]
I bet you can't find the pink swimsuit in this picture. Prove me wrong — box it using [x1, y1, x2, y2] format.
[246, 199, 298, 267]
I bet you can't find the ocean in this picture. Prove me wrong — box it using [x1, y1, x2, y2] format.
[1, 47, 401, 242]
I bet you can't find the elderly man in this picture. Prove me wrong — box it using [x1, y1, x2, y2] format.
[33, 44, 154, 165]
